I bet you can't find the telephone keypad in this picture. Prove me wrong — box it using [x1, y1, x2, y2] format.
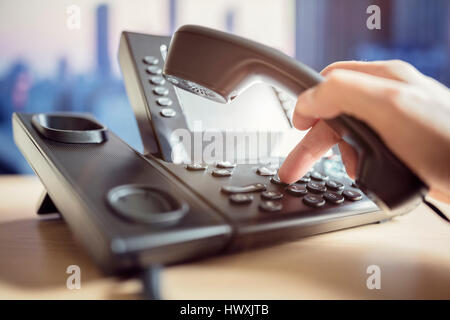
[270, 175, 289, 186]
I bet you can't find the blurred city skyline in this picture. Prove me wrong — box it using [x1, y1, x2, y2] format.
[0, 0, 294, 77]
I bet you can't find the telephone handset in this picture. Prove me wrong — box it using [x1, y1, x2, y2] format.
[163, 25, 428, 214]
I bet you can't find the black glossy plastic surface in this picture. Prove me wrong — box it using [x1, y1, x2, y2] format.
[13, 112, 393, 271]
[107, 184, 188, 225]
[14, 113, 231, 273]
[32, 113, 107, 144]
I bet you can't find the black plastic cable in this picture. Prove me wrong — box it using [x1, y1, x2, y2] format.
[423, 198, 450, 223]
[141, 265, 162, 300]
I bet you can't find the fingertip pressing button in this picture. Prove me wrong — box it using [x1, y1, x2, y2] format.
[270, 175, 289, 186]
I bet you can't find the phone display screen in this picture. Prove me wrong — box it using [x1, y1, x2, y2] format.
[161, 45, 307, 162]
[175, 83, 291, 132]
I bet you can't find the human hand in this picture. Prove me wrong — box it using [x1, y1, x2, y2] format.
[278, 60, 450, 203]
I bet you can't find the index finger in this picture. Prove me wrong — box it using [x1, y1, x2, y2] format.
[278, 119, 340, 183]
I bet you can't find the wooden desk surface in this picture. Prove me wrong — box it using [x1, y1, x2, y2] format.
[1, 175, 449, 299]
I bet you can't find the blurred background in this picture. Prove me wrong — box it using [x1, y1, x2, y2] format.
[0, 0, 449, 174]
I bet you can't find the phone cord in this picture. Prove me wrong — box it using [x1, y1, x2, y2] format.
[423, 198, 450, 223]
[141, 265, 162, 300]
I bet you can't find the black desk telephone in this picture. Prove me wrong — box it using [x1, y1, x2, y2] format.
[12, 25, 433, 295]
